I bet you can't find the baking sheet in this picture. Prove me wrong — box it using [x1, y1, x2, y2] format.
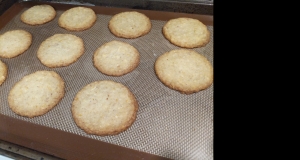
[0, 2, 213, 159]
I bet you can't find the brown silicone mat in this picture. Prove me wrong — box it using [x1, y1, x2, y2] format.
[0, 2, 213, 160]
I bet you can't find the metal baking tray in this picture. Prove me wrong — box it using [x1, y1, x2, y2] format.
[0, 1, 213, 159]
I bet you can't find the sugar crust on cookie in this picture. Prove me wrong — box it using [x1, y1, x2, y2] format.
[93, 40, 140, 76]
[58, 6, 97, 31]
[21, 4, 56, 25]
[37, 34, 84, 68]
[72, 80, 138, 136]
[0, 30, 32, 58]
[8, 70, 65, 118]
[155, 49, 213, 94]
[163, 17, 210, 48]
[108, 11, 151, 38]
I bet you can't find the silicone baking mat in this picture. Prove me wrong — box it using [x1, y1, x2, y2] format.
[0, 5, 213, 160]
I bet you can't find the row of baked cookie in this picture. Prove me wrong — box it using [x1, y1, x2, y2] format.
[20, 4, 210, 48]
[20, 5, 151, 37]
[0, 30, 139, 73]
[0, 30, 213, 94]
[6, 69, 138, 136]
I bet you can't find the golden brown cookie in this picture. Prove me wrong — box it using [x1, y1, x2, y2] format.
[163, 17, 210, 48]
[0, 60, 8, 86]
[37, 34, 84, 68]
[58, 6, 97, 31]
[8, 70, 65, 118]
[0, 30, 32, 58]
[21, 4, 56, 25]
[72, 80, 138, 136]
[93, 40, 140, 76]
[155, 49, 213, 94]
[108, 11, 151, 38]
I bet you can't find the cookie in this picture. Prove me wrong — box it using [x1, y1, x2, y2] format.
[58, 6, 97, 31]
[72, 80, 138, 136]
[162, 17, 210, 48]
[0, 60, 8, 86]
[0, 30, 32, 58]
[155, 49, 213, 94]
[37, 34, 84, 68]
[109, 11, 151, 38]
[8, 70, 65, 118]
[21, 4, 56, 25]
[93, 40, 140, 76]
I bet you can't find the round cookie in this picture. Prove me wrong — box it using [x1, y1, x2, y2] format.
[155, 49, 213, 94]
[0, 60, 8, 85]
[58, 6, 97, 31]
[21, 4, 56, 25]
[8, 70, 65, 118]
[162, 17, 210, 48]
[93, 40, 140, 76]
[37, 34, 84, 68]
[0, 30, 32, 58]
[109, 11, 151, 38]
[72, 80, 138, 136]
